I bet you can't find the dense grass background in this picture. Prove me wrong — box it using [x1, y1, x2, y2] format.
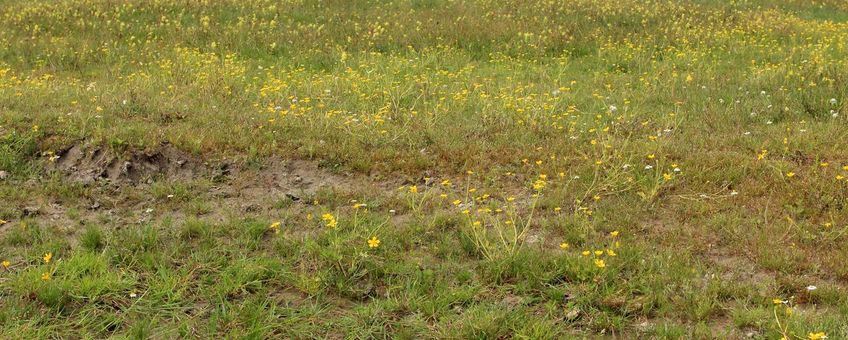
[1, 0, 848, 338]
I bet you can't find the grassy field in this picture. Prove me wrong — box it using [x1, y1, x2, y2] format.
[1, 0, 848, 338]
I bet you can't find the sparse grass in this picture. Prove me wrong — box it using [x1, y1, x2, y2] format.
[2, 0, 848, 338]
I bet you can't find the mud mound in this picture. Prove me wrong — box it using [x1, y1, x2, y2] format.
[52, 142, 200, 185]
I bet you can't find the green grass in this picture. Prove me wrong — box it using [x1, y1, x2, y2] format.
[2, 0, 848, 338]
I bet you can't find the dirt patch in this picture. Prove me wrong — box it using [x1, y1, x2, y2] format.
[8, 141, 399, 243]
[234, 157, 354, 198]
[50, 142, 202, 185]
[47, 141, 364, 195]
[708, 250, 776, 289]
[210, 157, 362, 216]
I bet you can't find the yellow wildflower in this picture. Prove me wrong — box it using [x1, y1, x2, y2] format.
[367, 236, 380, 249]
[532, 179, 546, 191]
[808, 332, 827, 340]
[269, 222, 282, 234]
[322, 213, 338, 228]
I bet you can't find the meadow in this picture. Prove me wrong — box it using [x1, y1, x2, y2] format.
[1, 0, 848, 338]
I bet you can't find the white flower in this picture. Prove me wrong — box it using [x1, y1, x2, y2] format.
[673, 167, 681, 173]
[830, 98, 838, 105]
[730, 191, 738, 196]
[760, 90, 766, 95]
[608, 105, 617, 112]
[622, 164, 631, 169]
[806, 285, 817, 291]
[644, 165, 654, 170]
[130, 292, 138, 298]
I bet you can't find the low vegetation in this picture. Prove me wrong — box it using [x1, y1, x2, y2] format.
[1, 0, 847, 338]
